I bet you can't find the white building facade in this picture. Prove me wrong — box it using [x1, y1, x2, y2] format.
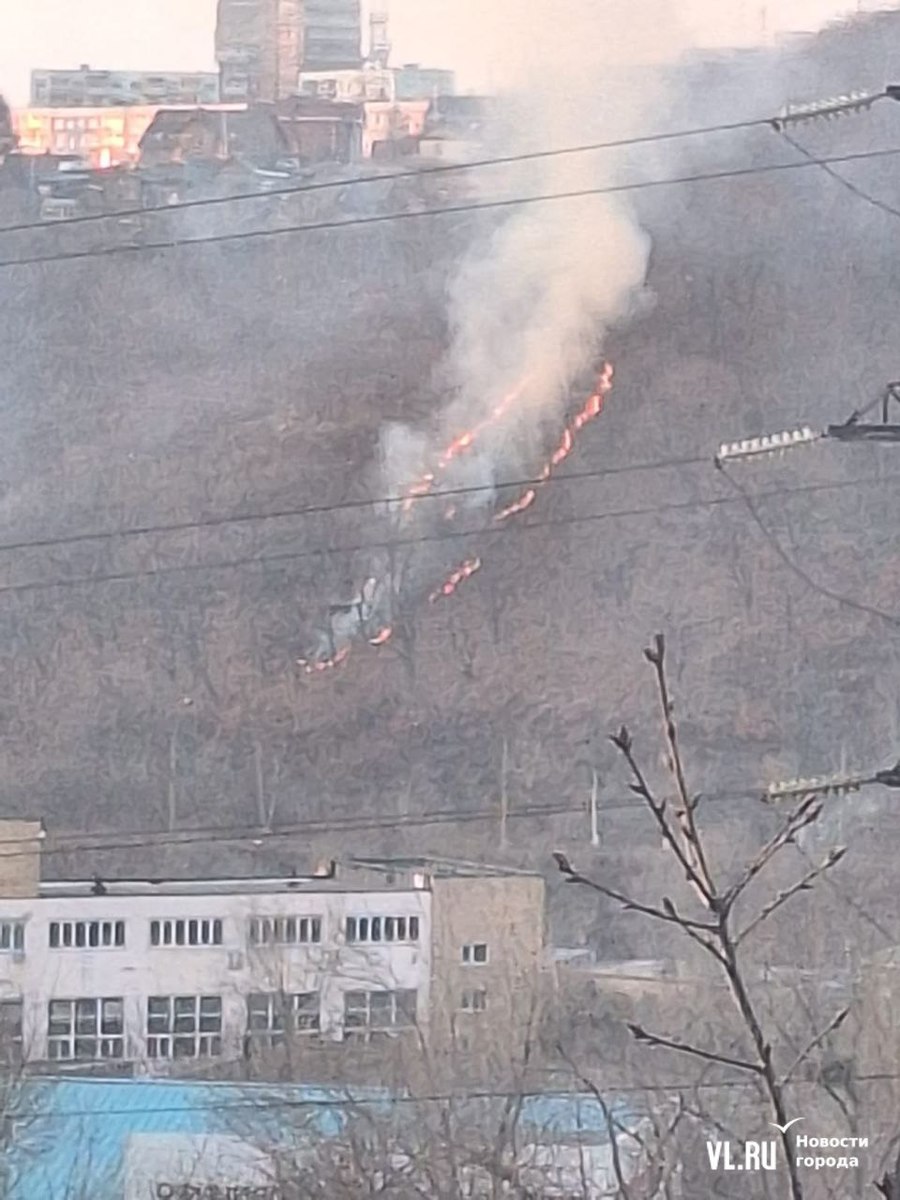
[0, 872, 432, 1070]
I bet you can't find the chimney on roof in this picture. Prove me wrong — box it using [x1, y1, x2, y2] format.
[0, 820, 45, 898]
[313, 858, 336, 879]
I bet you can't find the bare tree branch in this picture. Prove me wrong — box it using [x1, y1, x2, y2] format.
[780, 1007, 850, 1087]
[610, 725, 715, 907]
[627, 1023, 763, 1075]
[553, 856, 718, 934]
[722, 795, 824, 913]
[735, 847, 847, 946]
[644, 634, 717, 900]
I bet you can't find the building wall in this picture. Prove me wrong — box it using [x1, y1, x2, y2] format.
[303, 0, 362, 69]
[393, 66, 456, 101]
[0, 821, 42, 898]
[428, 873, 545, 1067]
[216, 0, 278, 102]
[0, 887, 432, 1064]
[299, 67, 395, 102]
[217, 0, 361, 101]
[362, 99, 429, 158]
[13, 106, 163, 168]
[30, 68, 219, 108]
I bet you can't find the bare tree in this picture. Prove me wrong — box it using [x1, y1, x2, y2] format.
[554, 634, 854, 1200]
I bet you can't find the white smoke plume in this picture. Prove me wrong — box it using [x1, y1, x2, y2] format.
[380, 0, 868, 497]
[304, 0, 871, 666]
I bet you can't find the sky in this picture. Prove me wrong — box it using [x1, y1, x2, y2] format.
[1, 0, 896, 105]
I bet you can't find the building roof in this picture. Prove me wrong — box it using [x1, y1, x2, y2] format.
[275, 95, 363, 120]
[8, 1076, 634, 1199]
[349, 855, 540, 879]
[34, 856, 537, 898]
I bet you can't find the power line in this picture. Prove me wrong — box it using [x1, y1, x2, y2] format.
[6, 145, 900, 270]
[716, 464, 900, 629]
[0, 469, 894, 600]
[779, 127, 900, 222]
[0, 785, 766, 862]
[0, 110, 789, 237]
[0, 802, 587, 861]
[0, 453, 707, 559]
[12, 1070, 899, 1121]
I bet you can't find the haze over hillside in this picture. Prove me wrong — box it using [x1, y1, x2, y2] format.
[1, 11, 899, 961]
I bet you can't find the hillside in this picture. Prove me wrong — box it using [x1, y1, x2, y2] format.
[1, 13, 900, 960]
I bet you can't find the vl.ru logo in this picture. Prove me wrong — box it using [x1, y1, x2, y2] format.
[707, 1140, 778, 1172]
[707, 1121, 800, 1173]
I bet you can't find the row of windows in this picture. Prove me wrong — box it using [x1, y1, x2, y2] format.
[345, 915, 420, 944]
[248, 916, 321, 946]
[1, 914, 432, 953]
[36, 989, 420, 1061]
[50, 920, 125, 949]
[150, 919, 223, 947]
[0, 985, 491, 1062]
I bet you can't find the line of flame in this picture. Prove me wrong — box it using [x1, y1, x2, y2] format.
[495, 362, 614, 522]
[400, 376, 532, 514]
[428, 556, 482, 603]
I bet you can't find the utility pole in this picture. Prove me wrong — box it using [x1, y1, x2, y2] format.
[589, 766, 600, 847]
[716, 380, 900, 466]
[499, 736, 509, 850]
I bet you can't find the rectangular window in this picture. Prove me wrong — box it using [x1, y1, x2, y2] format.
[146, 995, 222, 1059]
[47, 997, 124, 1060]
[247, 916, 322, 946]
[0, 921, 25, 952]
[150, 918, 223, 947]
[461, 942, 488, 965]
[0, 999, 23, 1063]
[343, 989, 417, 1040]
[48, 921, 124, 951]
[346, 915, 419, 944]
[461, 989, 488, 1013]
[246, 992, 320, 1048]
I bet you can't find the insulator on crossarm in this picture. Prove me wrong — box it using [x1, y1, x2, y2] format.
[764, 773, 863, 802]
[716, 426, 819, 465]
[772, 91, 880, 130]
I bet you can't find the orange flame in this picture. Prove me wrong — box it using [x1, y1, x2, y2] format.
[495, 489, 537, 521]
[298, 646, 351, 675]
[400, 376, 532, 514]
[495, 363, 614, 523]
[429, 556, 482, 603]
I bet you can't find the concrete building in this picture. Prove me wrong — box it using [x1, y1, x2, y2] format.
[362, 99, 429, 159]
[0, 826, 544, 1077]
[298, 64, 455, 103]
[138, 105, 290, 170]
[275, 95, 363, 163]
[0, 95, 15, 161]
[304, 0, 362, 69]
[5, 1077, 645, 1199]
[30, 66, 219, 108]
[12, 106, 164, 169]
[216, 0, 361, 103]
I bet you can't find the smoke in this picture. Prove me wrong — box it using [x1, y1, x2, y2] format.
[306, 0, 874, 665]
[380, 0, 868, 497]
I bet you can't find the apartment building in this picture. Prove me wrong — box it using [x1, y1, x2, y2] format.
[0, 823, 544, 1076]
[30, 66, 219, 108]
[13, 106, 164, 169]
[216, 0, 361, 102]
